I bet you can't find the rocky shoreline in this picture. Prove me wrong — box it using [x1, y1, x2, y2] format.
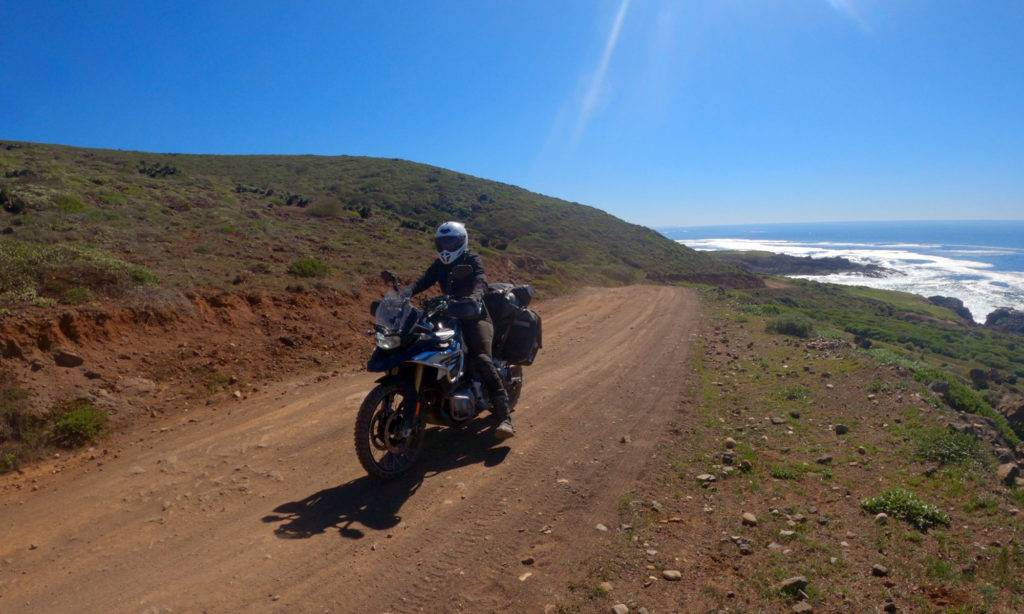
[706, 250, 898, 278]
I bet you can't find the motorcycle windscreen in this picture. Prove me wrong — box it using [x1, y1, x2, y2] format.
[375, 290, 415, 333]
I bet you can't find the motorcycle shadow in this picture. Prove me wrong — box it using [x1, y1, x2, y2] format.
[262, 418, 511, 540]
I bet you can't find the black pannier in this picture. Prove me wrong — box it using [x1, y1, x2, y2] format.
[484, 282, 542, 365]
[499, 308, 542, 365]
[483, 283, 520, 334]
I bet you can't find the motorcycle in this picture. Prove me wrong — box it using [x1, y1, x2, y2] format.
[354, 268, 525, 480]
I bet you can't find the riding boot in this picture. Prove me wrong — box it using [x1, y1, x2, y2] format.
[492, 391, 515, 439]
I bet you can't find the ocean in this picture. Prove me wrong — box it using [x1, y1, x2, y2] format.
[659, 221, 1024, 324]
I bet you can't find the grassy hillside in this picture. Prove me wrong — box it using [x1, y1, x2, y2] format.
[0, 140, 745, 307]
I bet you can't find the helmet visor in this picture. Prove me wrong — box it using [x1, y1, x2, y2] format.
[435, 235, 465, 252]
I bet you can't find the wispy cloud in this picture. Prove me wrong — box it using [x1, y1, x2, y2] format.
[827, 0, 871, 33]
[572, 0, 631, 147]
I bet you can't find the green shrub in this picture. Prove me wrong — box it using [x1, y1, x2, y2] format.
[861, 488, 950, 530]
[770, 465, 803, 480]
[62, 286, 94, 305]
[51, 400, 107, 448]
[783, 385, 810, 400]
[0, 452, 16, 473]
[914, 428, 990, 466]
[1, 188, 27, 214]
[308, 199, 344, 218]
[963, 493, 1000, 514]
[0, 376, 49, 459]
[56, 193, 87, 212]
[130, 266, 158, 285]
[98, 189, 127, 205]
[288, 256, 328, 278]
[766, 313, 814, 338]
[0, 379, 32, 442]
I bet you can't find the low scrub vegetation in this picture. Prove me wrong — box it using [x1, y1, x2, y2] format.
[861, 487, 951, 530]
[0, 241, 156, 305]
[288, 256, 329, 278]
[0, 370, 106, 473]
[913, 428, 991, 466]
[766, 312, 814, 337]
[51, 399, 108, 447]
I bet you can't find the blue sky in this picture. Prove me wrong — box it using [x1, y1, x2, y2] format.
[2, 1, 1022, 226]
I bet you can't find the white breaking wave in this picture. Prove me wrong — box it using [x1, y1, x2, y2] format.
[681, 238, 1024, 323]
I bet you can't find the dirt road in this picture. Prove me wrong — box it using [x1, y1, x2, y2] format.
[0, 286, 699, 613]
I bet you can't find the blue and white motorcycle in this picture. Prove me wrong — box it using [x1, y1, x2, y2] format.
[354, 269, 525, 480]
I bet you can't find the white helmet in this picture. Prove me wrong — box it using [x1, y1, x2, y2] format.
[435, 221, 468, 265]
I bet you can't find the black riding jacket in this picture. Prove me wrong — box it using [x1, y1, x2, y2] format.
[408, 252, 490, 314]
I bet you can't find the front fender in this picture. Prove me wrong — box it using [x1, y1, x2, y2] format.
[373, 373, 408, 387]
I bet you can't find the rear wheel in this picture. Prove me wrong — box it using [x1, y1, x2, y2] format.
[354, 381, 424, 480]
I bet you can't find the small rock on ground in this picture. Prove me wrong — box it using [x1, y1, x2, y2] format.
[777, 576, 809, 592]
[612, 605, 629, 614]
[662, 569, 682, 581]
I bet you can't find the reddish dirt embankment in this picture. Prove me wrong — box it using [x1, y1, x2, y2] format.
[0, 285, 699, 613]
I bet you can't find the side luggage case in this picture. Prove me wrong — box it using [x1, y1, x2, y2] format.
[484, 283, 520, 337]
[500, 308, 542, 365]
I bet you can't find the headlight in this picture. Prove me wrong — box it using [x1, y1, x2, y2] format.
[375, 332, 402, 350]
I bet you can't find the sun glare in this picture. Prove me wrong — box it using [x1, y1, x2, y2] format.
[573, 0, 632, 146]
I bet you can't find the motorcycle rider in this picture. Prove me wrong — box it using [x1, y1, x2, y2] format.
[404, 221, 515, 439]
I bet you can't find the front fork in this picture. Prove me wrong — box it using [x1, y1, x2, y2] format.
[398, 364, 424, 437]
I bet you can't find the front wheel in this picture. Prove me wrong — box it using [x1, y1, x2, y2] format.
[354, 380, 424, 479]
[505, 365, 524, 410]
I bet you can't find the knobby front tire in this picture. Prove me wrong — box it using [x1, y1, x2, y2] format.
[354, 381, 424, 480]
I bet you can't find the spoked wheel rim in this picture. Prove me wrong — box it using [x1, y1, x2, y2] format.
[356, 383, 424, 479]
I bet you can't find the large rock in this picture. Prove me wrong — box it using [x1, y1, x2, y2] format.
[997, 396, 1024, 424]
[929, 296, 974, 321]
[53, 349, 84, 368]
[997, 463, 1021, 485]
[985, 308, 1024, 335]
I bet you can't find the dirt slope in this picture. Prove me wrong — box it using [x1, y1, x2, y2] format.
[0, 285, 699, 613]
